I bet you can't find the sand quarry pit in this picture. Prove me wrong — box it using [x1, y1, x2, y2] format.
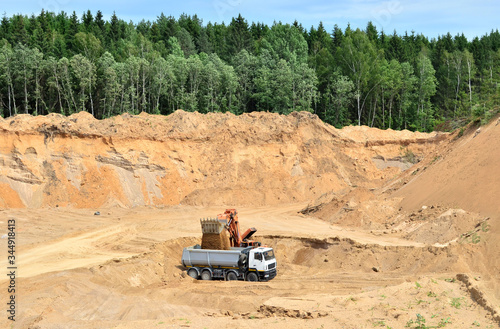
[0, 111, 499, 328]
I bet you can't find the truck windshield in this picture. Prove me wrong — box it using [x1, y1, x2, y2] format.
[263, 250, 275, 261]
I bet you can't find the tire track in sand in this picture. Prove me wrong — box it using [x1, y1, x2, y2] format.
[0, 224, 138, 280]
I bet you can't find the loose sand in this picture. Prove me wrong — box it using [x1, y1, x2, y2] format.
[0, 111, 498, 328]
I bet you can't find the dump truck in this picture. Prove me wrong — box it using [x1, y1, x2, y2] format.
[181, 245, 277, 281]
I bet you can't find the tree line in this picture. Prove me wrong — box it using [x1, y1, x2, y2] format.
[0, 10, 499, 131]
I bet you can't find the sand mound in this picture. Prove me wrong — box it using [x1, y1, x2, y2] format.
[0, 111, 445, 208]
[301, 187, 376, 225]
[300, 116, 500, 310]
[260, 235, 476, 275]
[402, 208, 487, 245]
[201, 230, 231, 250]
[393, 119, 500, 216]
[389, 117, 500, 300]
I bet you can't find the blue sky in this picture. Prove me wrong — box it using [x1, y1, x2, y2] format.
[2, 0, 498, 40]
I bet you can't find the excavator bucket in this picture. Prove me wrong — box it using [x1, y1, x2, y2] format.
[200, 218, 231, 250]
[200, 218, 224, 234]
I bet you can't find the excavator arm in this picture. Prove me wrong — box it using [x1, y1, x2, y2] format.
[218, 209, 241, 247]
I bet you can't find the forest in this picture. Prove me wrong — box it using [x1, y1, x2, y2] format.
[0, 10, 499, 131]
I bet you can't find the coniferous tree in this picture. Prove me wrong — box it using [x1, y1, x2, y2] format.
[11, 15, 29, 45]
[66, 11, 79, 54]
[226, 14, 253, 59]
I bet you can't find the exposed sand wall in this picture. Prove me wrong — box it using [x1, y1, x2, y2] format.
[0, 110, 446, 208]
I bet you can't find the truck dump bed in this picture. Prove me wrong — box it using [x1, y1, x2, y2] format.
[181, 246, 246, 268]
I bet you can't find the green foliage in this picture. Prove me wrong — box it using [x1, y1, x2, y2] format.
[405, 314, 428, 328]
[481, 221, 490, 232]
[336, 28, 383, 126]
[450, 297, 464, 309]
[261, 22, 308, 64]
[438, 318, 451, 327]
[0, 10, 498, 129]
[405, 314, 451, 328]
[459, 224, 486, 244]
[372, 320, 386, 327]
[226, 14, 253, 58]
[415, 53, 438, 131]
[401, 147, 418, 164]
[323, 69, 355, 127]
[430, 156, 441, 164]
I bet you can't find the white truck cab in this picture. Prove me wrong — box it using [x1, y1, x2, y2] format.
[247, 247, 277, 281]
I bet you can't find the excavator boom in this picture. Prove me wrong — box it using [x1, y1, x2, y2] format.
[211, 209, 260, 247]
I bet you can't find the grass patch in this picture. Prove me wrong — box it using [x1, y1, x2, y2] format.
[406, 314, 451, 328]
[401, 147, 418, 164]
[450, 297, 464, 309]
[430, 156, 441, 164]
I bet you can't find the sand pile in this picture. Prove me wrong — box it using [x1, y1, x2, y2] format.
[305, 115, 500, 304]
[201, 230, 231, 250]
[394, 119, 500, 216]
[391, 118, 500, 298]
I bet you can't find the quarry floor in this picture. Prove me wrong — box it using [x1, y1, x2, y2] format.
[0, 205, 498, 329]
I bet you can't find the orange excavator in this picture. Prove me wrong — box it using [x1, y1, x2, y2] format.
[217, 209, 261, 248]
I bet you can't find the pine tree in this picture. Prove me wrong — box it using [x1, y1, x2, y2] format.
[0, 14, 9, 40]
[226, 14, 252, 58]
[82, 10, 93, 32]
[11, 15, 29, 45]
[66, 11, 79, 53]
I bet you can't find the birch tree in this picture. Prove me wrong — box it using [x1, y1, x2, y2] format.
[0, 43, 17, 116]
[13, 44, 39, 113]
[416, 53, 437, 130]
[70, 54, 96, 114]
[336, 29, 383, 125]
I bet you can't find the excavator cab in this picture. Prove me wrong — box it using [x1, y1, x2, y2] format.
[241, 227, 261, 247]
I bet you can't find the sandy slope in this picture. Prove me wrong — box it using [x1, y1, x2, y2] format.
[394, 118, 500, 216]
[0, 112, 499, 328]
[392, 117, 500, 315]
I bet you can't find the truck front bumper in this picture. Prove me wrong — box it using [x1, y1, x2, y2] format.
[260, 268, 277, 281]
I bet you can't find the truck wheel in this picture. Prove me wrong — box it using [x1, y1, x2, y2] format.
[187, 268, 199, 279]
[246, 272, 258, 282]
[201, 270, 212, 281]
[227, 272, 238, 281]
[238, 254, 248, 268]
